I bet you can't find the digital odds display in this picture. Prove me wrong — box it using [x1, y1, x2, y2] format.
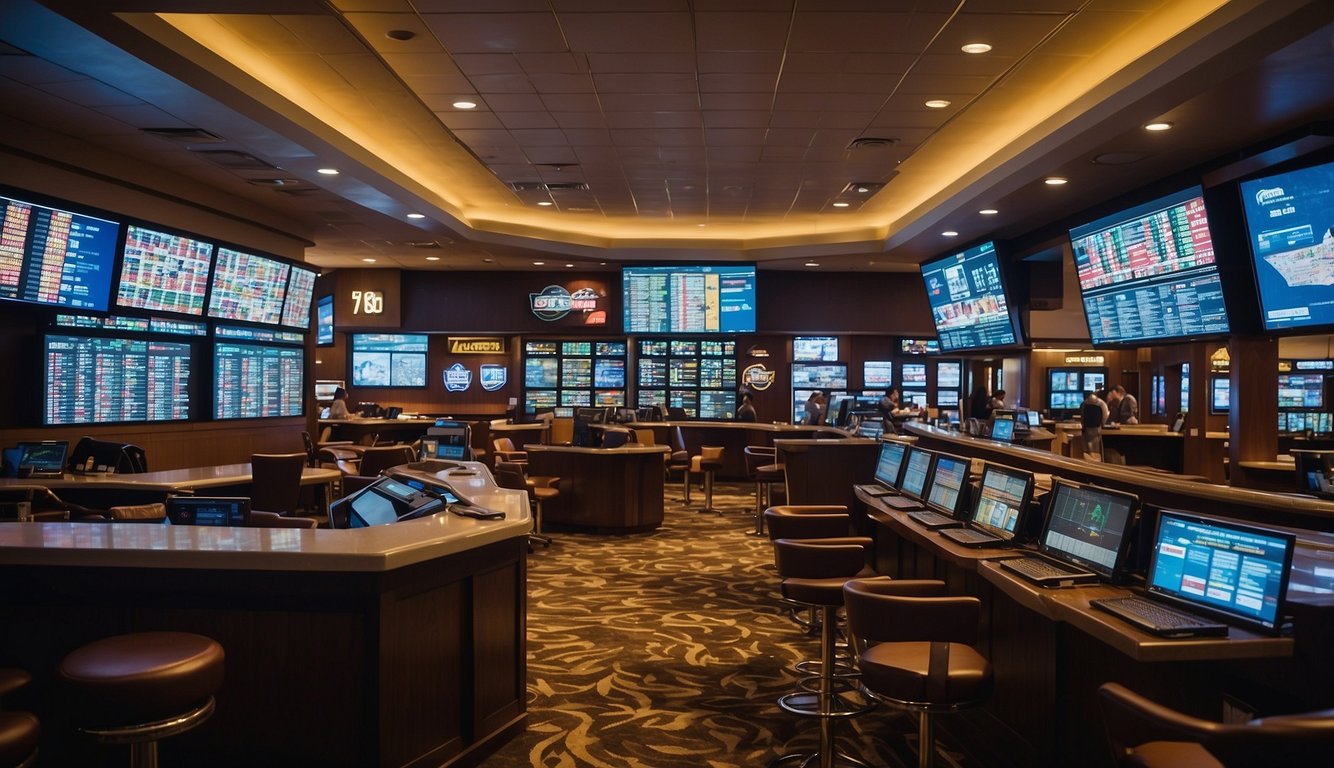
[920, 241, 1021, 351]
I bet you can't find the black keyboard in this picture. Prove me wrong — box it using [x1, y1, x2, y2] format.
[885, 495, 924, 511]
[907, 510, 958, 528]
[856, 484, 894, 497]
[941, 527, 1002, 546]
[1002, 556, 1081, 581]
[1091, 596, 1228, 637]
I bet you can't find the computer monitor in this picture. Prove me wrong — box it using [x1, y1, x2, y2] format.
[1146, 510, 1295, 635]
[989, 417, 1015, 442]
[873, 441, 908, 488]
[969, 464, 1035, 542]
[924, 451, 971, 518]
[898, 447, 935, 501]
[165, 496, 250, 527]
[1037, 479, 1140, 582]
[15, 441, 68, 478]
[68, 437, 146, 474]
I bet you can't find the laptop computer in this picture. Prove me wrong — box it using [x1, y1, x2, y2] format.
[165, 496, 251, 527]
[882, 446, 933, 511]
[989, 417, 1015, 442]
[16, 440, 69, 479]
[1000, 478, 1139, 587]
[1091, 510, 1296, 637]
[908, 451, 971, 529]
[940, 463, 1035, 548]
[856, 440, 907, 498]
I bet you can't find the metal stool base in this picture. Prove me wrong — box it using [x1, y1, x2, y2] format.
[778, 688, 874, 719]
[81, 697, 215, 768]
[769, 750, 872, 768]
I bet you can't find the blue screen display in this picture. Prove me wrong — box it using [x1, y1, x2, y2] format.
[1240, 160, 1334, 331]
[920, 242, 1021, 351]
[623, 264, 756, 333]
[1, 193, 119, 311]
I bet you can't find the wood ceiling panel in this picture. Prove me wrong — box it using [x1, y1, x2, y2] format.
[420, 13, 567, 53]
[559, 13, 695, 53]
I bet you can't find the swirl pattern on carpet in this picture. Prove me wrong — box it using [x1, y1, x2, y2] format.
[482, 484, 990, 768]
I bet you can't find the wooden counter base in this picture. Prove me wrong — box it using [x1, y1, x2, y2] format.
[527, 445, 668, 531]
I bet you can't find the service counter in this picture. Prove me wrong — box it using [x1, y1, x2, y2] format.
[636, 421, 847, 478]
[0, 461, 531, 768]
[319, 416, 437, 445]
[525, 444, 670, 532]
[773, 437, 879, 510]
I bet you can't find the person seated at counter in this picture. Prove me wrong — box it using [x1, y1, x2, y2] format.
[736, 393, 757, 422]
[328, 387, 350, 420]
[802, 390, 828, 425]
[968, 384, 992, 420]
[1109, 384, 1139, 425]
[988, 389, 1007, 412]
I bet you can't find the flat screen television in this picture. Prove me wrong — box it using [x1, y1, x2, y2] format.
[901, 362, 927, 386]
[350, 333, 428, 388]
[115, 224, 214, 315]
[864, 361, 893, 388]
[920, 241, 1023, 351]
[316, 294, 334, 346]
[622, 264, 756, 333]
[1068, 185, 1229, 345]
[206, 247, 290, 325]
[792, 363, 848, 390]
[214, 342, 303, 419]
[1239, 159, 1334, 332]
[282, 265, 318, 329]
[44, 334, 192, 425]
[900, 339, 939, 354]
[793, 336, 838, 361]
[1278, 373, 1324, 409]
[1210, 375, 1230, 414]
[1, 191, 120, 311]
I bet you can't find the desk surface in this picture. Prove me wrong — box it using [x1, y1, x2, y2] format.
[857, 488, 1016, 569]
[0, 464, 340, 492]
[525, 444, 669, 456]
[0, 462, 529, 572]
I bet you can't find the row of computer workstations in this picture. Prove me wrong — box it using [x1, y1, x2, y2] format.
[856, 439, 1298, 638]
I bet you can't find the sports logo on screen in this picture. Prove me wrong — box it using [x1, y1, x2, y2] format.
[443, 363, 473, 392]
[742, 364, 775, 391]
[530, 284, 605, 323]
[480, 364, 507, 392]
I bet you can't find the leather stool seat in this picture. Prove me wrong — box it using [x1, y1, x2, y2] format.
[0, 712, 39, 767]
[858, 641, 992, 705]
[1126, 743, 1222, 768]
[782, 574, 872, 606]
[59, 632, 224, 729]
[0, 670, 30, 700]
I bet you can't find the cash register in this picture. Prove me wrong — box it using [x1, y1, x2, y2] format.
[331, 460, 507, 528]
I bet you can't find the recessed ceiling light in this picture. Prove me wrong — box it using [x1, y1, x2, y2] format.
[697, 223, 707, 227]
[483, 258, 494, 263]
[537, 201, 553, 206]
[1144, 121, 1173, 131]
[425, 256, 440, 261]
[317, 168, 339, 175]
[565, 263, 574, 268]
[833, 201, 850, 208]
[855, 186, 871, 194]
[599, 262, 607, 266]
[942, 230, 959, 237]
[805, 262, 820, 267]
[961, 43, 992, 54]
[533, 261, 545, 266]
[386, 29, 416, 41]
[406, 213, 425, 219]
[979, 208, 999, 215]
[452, 100, 477, 110]
[361, 257, 376, 263]
[925, 99, 951, 109]
[1044, 177, 1068, 186]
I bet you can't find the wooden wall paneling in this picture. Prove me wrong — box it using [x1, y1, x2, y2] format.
[472, 560, 526, 739]
[0, 419, 307, 470]
[1229, 335, 1280, 489]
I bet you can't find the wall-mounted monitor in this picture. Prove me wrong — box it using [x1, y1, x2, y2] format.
[792, 363, 848, 390]
[214, 342, 303, 419]
[901, 362, 927, 386]
[1239, 159, 1334, 332]
[793, 336, 838, 361]
[900, 339, 939, 354]
[1210, 375, 1231, 414]
[1277, 373, 1324, 409]
[316, 295, 335, 346]
[920, 241, 1023, 351]
[282, 265, 317, 329]
[622, 264, 756, 333]
[1, 192, 120, 312]
[1068, 186, 1229, 345]
[44, 334, 192, 425]
[350, 333, 429, 388]
[115, 224, 214, 316]
[864, 361, 893, 388]
[207, 247, 290, 325]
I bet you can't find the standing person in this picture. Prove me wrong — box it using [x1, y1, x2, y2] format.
[803, 390, 827, 425]
[736, 393, 757, 422]
[328, 387, 351, 419]
[1081, 389, 1110, 458]
[1111, 384, 1139, 424]
[968, 385, 991, 420]
[988, 389, 1007, 412]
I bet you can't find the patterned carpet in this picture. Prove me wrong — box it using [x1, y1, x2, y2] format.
[482, 483, 986, 768]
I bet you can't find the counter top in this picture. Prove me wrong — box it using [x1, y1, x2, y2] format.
[524, 444, 669, 456]
[0, 463, 529, 572]
[0, 464, 340, 492]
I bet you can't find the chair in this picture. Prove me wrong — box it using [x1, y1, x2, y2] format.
[665, 426, 692, 502]
[690, 445, 725, 514]
[248, 510, 318, 528]
[743, 445, 784, 535]
[58, 632, 224, 768]
[1096, 682, 1334, 768]
[600, 428, 632, 448]
[494, 461, 556, 550]
[250, 452, 307, 516]
[341, 445, 415, 495]
[0, 668, 39, 768]
[843, 578, 993, 768]
[108, 503, 166, 523]
[632, 428, 656, 447]
[492, 437, 528, 466]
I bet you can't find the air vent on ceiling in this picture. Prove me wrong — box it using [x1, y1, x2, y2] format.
[190, 149, 278, 170]
[847, 137, 900, 149]
[246, 178, 305, 187]
[403, 241, 442, 249]
[141, 127, 225, 144]
[533, 162, 579, 171]
[544, 182, 589, 191]
[509, 181, 589, 192]
[841, 181, 885, 195]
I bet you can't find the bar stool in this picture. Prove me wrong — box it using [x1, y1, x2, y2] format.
[843, 578, 992, 768]
[764, 505, 867, 639]
[691, 446, 725, 514]
[744, 445, 784, 535]
[0, 668, 38, 768]
[771, 539, 879, 768]
[58, 631, 225, 768]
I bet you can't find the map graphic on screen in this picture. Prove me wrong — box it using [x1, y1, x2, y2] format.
[1, 193, 119, 311]
[207, 247, 289, 325]
[1069, 186, 1229, 344]
[1239, 160, 1334, 331]
[116, 224, 214, 315]
[920, 241, 1021, 351]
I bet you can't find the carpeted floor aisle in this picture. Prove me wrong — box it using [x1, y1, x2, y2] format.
[481, 483, 986, 768]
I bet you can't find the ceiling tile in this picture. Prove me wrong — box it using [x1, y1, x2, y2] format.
[562, 128, 613, 145]
[702, 111, 769, 129]
[778, 72, 899, 93]
[415, 0, 551, 11]
[697, 51, 783, 74]
[406, 75, 476, 96]
[541, 92, 601, 111]
[787, 12, 925, 54]
[699, 72, 777, 93]
[496, 111, 559, 129]
[593, 72, 697, 93]
[599, 92, 698, 111]
[452, 53, 524, 76]
[511, 128, 570, 145]
[527, 72, 595, 92]
[586, 52, 694, 73]
[39, 78, 143, 107]
[605, 111, 701, 129]
[421, 13, 568, 54]
[695, 12, 791, 51]
[435, 110, 506, 129]
[472, 73, 537, 93]
[277, 15, 368, 54]
[560, 13, 694, 53]
[701, 92, 772, 111]
[0, 56, 85, 84]
[515, 52, 588, 74]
